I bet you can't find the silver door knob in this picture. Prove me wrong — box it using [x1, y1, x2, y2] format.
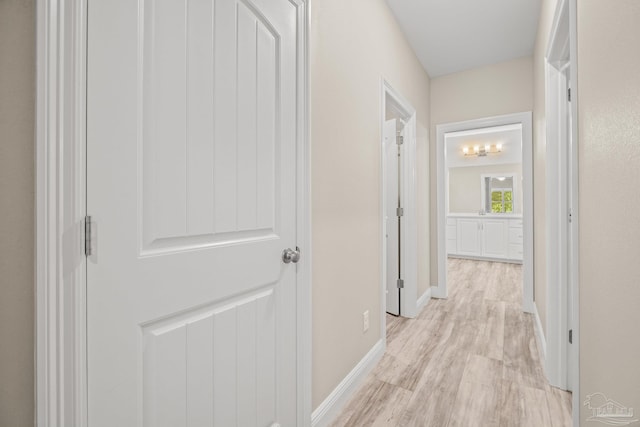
[282, 247, 301, 264]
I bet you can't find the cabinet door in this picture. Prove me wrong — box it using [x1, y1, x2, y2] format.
[483, 219, 508, 258]
[446, 220, 457, 254]
[457, 219, 481, 256]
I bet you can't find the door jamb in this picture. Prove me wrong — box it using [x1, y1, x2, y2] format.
[36, 1, 88, 425]
[435, 112, 534, 314]
[35, 1, 312, 426]
[380, 78, 419, 335]
[545, 1, 580, 424]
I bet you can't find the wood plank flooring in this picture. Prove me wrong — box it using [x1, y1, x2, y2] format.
[331, 259, 572, 427]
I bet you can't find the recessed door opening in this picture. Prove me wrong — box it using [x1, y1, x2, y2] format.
[384, 117, 405, 316]
[436, 113, 534, 313]
[443, 123, 525, 303]
[545, 0, 578, 405]
[380, 80, 419, 343]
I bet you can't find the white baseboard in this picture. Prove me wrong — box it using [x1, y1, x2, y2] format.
[416, 288, 432, 312]
[532, 303, 547, 365]
[311, 339, 385, 427]
[430, 285, 447, 299]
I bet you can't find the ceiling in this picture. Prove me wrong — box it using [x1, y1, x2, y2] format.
[386, 0, 541, 77]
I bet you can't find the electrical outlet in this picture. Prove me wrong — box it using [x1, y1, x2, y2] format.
[363, 310, 370, 332]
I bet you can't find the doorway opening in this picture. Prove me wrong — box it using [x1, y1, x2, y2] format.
[380, 80, 418, 328]
[436, 113, 534, 314]
[545, 0, 579, 406]
[383, 117, 404, 316]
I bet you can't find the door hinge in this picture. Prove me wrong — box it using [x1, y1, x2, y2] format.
[568, 88, 571, 102]
[397, 278, 404, 289]
[568, 208, 573, 223]
[85, 215, 92, 257]
[396, 135, 404, 145]
[397, 207, 404, 217]
[569, 329, 573, 344]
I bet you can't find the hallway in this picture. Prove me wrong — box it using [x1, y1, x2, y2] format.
[331, 259, 572, 426]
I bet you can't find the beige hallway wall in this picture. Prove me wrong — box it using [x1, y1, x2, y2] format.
[311, 0, 430, 410]
[577, 0, 640, 422]
[532, 0, 558, 336]
[429, 57, 533, 287]
[0, 1, 36, 426]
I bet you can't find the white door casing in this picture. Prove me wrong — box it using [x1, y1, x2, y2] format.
[436, 112, 534, 311]
[379, 79, 419, 330]
[545, 0, 579, 401]
[87, 0, 303, 426]
[384, 119, 400, 316]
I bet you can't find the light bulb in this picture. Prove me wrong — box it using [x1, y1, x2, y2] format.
[463, 146, 469, 155]
[484, 144, 490, 152]
[473, 145, 479, 153]
[496, 143, 503, 152]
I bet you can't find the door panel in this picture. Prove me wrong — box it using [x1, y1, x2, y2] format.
[140, 0, 280, 255]
[87, 0, 299, 425]
[142, 289, 276, 427]
[384, 119, 400, 316]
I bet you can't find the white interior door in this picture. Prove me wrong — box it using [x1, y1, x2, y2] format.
[384, 119, 400, 316]
[87, 0, 300, 425]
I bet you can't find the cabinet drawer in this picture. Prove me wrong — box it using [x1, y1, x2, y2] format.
[509, 227, 523, 244]
[509, 219, 523, 228]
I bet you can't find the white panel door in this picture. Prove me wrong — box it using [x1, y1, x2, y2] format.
[384, 119, 400, 316]
[457, 219, 481, 256]
[482, 219, 508, 258]
[87, 0, 300, 426]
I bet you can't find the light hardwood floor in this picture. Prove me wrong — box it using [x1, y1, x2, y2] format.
[331, 258, 572, 427]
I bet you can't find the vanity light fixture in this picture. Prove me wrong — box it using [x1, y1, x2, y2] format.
[463, 143, 503, 157]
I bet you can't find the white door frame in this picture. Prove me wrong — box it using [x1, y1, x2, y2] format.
[380, 79, 419, 328]
[545, 0, 580, 420]
[34, 1, 311, 426]
[435, 112, 534, 314]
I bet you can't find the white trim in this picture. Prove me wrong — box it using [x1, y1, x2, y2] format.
[436, 112, 534, 313]
[544, 0, 570, 392]
[36, 1, 88, 426]
[416, 288, 432, 313]
[36, 1, 311, 426]
[447, 254, 522, 265]
[533, 304, 547, 365]
[544, 61, 569, 391]
[568, 1, 580, 424]
[380, 79, 419, 323]
[310, 340, 385, 427]
[294, 1, 312, 425]
[544, 2, 580, 425]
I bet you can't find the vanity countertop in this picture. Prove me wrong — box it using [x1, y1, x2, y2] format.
[448, 212, 523, 219]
